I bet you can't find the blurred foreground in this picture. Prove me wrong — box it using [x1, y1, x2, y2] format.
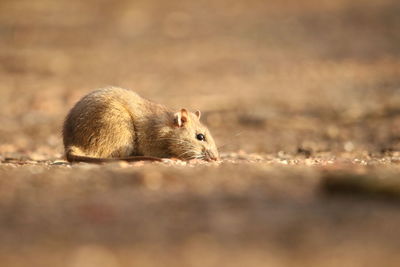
[2, 155, 400, 267]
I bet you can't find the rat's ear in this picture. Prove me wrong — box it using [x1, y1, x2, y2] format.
[174, 108, 189, 127]
[195, 110, 201, 119]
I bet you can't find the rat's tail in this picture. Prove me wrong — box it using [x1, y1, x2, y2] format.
[65, 146, 162, 163]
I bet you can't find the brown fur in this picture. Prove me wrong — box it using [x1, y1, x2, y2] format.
[63, 87, 219, 163]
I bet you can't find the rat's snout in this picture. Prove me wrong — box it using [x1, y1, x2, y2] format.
[205, 150, 219, 161]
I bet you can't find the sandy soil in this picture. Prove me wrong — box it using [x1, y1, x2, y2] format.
[1, 0, 400, 266]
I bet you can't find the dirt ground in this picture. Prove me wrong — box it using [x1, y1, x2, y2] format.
[1, 0, 400, 266]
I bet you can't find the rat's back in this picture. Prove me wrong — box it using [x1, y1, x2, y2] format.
[63, 87, 146, 159]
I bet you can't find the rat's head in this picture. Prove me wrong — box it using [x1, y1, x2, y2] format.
[168, 108, 219, 161]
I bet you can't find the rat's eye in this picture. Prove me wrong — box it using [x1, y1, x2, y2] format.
[196, 133, 205, 141]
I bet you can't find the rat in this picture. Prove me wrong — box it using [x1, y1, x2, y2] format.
[62, 87, 219, 163]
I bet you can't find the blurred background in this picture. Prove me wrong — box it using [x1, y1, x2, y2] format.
[1, 0, 400, 158]
[2, 1, 400, 266]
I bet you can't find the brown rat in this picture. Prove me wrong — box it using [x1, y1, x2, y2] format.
[62, 87, 219, 163]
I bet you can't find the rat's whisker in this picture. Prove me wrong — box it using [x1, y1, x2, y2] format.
[177, 149, 198, 159]
[177, 151, 193, 158]
[217, 143, 229, 149]
[188, 154, 203, 160]
[217, 131, 243, 150]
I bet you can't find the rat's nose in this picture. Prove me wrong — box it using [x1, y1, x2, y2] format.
[205, 150, 218, 161]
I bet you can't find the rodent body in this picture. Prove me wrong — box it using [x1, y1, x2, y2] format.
[63, 87, 219, 162]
